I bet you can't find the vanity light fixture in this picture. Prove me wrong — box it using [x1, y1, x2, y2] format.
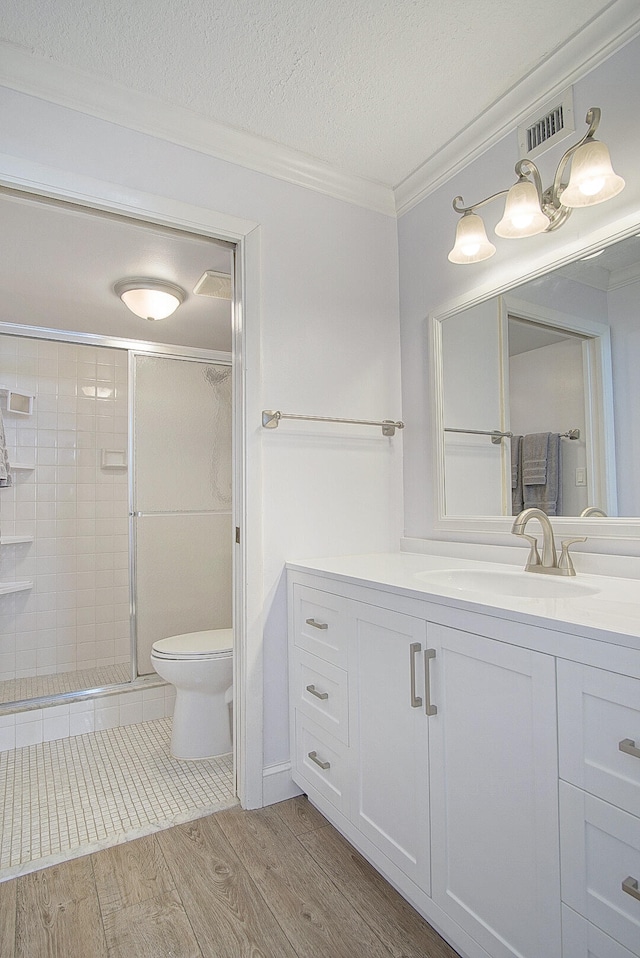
[114, 278, 186, 320]
[448, 107, 625, 265]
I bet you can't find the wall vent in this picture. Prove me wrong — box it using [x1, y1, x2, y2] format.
[518, 89, 575, 159]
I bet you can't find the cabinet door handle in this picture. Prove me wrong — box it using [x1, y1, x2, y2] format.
[424, 648, 437, 716]
[622, 876, 640, 902]
[306, 684, 329, 700]
[619, 738, 640, 760]
[409, 642, 423, 708]
[306, 617, 328, 630]
[308, 750, 330, 770]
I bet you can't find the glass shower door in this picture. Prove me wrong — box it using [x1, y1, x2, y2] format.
[131, 354, 232, 675]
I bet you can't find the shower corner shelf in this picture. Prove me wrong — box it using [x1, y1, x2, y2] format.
[0, 580, 33, 596]
[9, 461, 36, 471]
[0, 386, 34, 416]
[0, 536, 34, 545]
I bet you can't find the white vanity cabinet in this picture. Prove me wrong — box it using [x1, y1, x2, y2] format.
[428, 622, 560, 958]
[558, 661, 640, 958]
[349, 601, 431, 892]
[288, 568, 563, 958]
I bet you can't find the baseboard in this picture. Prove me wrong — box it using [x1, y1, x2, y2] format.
[262, 761, 303, 806]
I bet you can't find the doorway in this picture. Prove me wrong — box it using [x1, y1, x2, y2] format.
[0, 188, 245, 799]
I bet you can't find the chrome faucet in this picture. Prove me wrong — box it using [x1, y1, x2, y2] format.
[580, 506, 607, 517]
[511, 507, 586, 576]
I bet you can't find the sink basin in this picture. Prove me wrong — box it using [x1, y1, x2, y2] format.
[415, 568, 600, 599]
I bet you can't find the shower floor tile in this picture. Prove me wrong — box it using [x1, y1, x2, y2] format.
[0, 663, 132, 706]
[0, 717, 236, 882]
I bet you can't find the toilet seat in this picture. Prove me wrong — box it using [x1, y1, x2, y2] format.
[151, 628, 233, 660]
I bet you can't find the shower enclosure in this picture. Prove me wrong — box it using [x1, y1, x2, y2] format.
[0, 333, 232, 709]
[132, 352, 232, 675]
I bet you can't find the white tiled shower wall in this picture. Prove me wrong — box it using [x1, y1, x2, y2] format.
[0, 336, 130, 679]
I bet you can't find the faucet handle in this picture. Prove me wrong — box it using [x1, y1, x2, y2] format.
[520, 533, 541, 567]
[559, 537, 587, 575]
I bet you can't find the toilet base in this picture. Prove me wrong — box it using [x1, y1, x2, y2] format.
[171, 688, 232, 760]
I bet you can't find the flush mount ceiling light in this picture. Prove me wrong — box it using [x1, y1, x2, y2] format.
[448, 107, 625, 265]
[114, 278, 186, 320]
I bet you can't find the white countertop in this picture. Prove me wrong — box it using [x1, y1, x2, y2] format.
[286, 551, 640, 650]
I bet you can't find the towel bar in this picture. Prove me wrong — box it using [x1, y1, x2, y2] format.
[262, 410, 405, 437]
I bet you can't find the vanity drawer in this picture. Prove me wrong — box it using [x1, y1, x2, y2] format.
[560, 782, 640, 957]
[562, 905, 637, 958]
[292, 649, 348, 744]
[293, 712, 348, 815]
[292, 584, 350, 667]
[558, 661, 640, 817]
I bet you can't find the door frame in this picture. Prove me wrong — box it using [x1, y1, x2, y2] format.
[0, 155, 264, 808]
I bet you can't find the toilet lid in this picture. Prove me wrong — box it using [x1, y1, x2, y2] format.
[151, 628, 233, 659]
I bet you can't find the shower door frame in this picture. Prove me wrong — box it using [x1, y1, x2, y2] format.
[128, 348, 234, 682]
[0, 160, 263, 810]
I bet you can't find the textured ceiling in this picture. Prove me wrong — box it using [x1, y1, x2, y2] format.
[0, 0, 617, 187]
[0, 193, 233, 352]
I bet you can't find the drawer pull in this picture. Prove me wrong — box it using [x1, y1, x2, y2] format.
[308, 750, 330, 770]
[622, 876, 640, 902]
[619, 738, 640, 760]
[410, 642, 422, 708]
[424, 648, 438, 716]
[305, 617, 329, 630]
[306, 684, 329, 700]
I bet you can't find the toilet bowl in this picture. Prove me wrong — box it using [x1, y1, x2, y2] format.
[150, 628, 233, 760]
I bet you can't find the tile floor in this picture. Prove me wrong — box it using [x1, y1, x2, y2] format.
[0, 717, 236, 882]
[0, 663, 131, 706]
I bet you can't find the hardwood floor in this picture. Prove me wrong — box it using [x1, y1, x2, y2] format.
[0, 797, 461, 958]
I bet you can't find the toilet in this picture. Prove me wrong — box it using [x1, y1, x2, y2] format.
[150, 628, 233, 760]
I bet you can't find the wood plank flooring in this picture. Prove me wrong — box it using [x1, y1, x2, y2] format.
[0, 797, 461, 958]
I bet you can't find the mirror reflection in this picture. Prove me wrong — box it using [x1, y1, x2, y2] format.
[438, 231, 640, 518]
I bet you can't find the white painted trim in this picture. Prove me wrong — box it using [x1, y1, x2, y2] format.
[0, 43, 395, 217]
[262, 761, 303, 807]
[2, 2, 638, 219]
[395, 1, 640, 216]
[0, 157, 265, 809]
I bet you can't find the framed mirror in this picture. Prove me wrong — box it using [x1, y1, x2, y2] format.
[430, 218, 640, 539]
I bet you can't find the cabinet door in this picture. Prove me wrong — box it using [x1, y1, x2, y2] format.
[429, 623, 561, 958]
[350, 602, 431, 892]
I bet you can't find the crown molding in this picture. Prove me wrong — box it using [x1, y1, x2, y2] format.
[395, 0, 640, 216]
[0, 42, 396, 217]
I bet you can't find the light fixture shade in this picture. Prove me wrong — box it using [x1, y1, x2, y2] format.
[560, 140, 625, 208]
[495, 179, 549, 238]
[448, 212, 496, 264]
[114, 278, 185, 320]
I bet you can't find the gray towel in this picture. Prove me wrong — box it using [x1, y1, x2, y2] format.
[523, 432, 561, 516]
[0, 407, 11, 488]
[511, 436, 523, 515]
[522, 432, 549, 485]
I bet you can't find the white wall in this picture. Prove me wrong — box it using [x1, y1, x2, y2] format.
[0, 85, 403, 777]
[399, 34, 640, 544]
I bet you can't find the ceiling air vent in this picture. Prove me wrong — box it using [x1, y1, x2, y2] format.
[193, 270, 232, 300]
[518, 89, 575, 159]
